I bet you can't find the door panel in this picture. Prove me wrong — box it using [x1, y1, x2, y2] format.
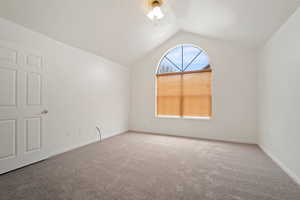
[25, 117, 42, 152]
[0, 68, 16, 106]
[0, 119, 16, 159]
[26, 54, 42, 70]
[0, 46, 17, 65]
[26, 73, 42, 105]
[0, 41, 47, 174]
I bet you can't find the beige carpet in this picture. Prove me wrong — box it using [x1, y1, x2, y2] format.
[0, 132, 299, 200]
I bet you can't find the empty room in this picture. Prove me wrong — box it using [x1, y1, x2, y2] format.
[0, 0, 300, 199]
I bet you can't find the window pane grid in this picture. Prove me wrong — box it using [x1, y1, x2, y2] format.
[158, 45, 209, 74]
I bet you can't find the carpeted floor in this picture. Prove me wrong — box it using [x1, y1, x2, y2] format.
[0, 132, 299, 200]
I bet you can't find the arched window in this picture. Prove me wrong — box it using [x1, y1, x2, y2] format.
[156, 44, 212, 118]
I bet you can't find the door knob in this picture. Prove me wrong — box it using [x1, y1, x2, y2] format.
[41, 110, 49, 115]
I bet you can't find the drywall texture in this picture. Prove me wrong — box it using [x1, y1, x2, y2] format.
[0, 17, 130, 158]
[130, 31, 257, 144]
[258, 7, 300, 183]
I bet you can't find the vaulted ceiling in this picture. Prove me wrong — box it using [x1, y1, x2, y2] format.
[0, 0, 299, 66]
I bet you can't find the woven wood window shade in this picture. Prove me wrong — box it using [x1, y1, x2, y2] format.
[156, 74, 181, 116]
[156, 70, 212, 117]
[182, 71, 211, 117]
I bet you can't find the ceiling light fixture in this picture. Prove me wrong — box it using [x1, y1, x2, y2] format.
[147, 0, 164, 21]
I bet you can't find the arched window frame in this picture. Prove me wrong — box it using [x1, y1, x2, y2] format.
[155, 44, 212, 119]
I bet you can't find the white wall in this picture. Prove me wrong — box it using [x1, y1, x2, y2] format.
[258, 7, 300, 183]
[0, 17, 130, 157]
[130, 31, 257, 144]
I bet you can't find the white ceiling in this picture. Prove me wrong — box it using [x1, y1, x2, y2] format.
[0, 0, 299, 66]
[175, 0, 300, 47]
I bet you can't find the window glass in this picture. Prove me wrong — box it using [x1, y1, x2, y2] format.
[183, 45, 201, 68]
[185, 52, 209, 71]
[165, 46, 182, 69]
[157, 45, 209, 74]
[158, 57, 181, 74]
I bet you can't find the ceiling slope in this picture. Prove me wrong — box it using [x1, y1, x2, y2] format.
[0, 0, 179, 66]
[0, 0, 299, 66]
[176, 0, 300, 48]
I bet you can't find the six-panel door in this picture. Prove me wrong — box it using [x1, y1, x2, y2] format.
[0, 41, 46, 174]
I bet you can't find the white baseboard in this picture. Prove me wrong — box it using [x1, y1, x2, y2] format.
[259, 144, 300, 186]
[129, 129, 257, 145]
[1, 130, 128, 175]
[47, 130, 128, 160]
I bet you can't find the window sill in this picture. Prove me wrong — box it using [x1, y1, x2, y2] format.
[156, 115, 181, 119]
[156, 115, 211, 120]
[183, 116, 211, 120]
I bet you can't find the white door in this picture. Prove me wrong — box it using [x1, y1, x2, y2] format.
[0, 41, 47, 174]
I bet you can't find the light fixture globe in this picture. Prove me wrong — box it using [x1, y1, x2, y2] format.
[147, 0, 165, 21]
